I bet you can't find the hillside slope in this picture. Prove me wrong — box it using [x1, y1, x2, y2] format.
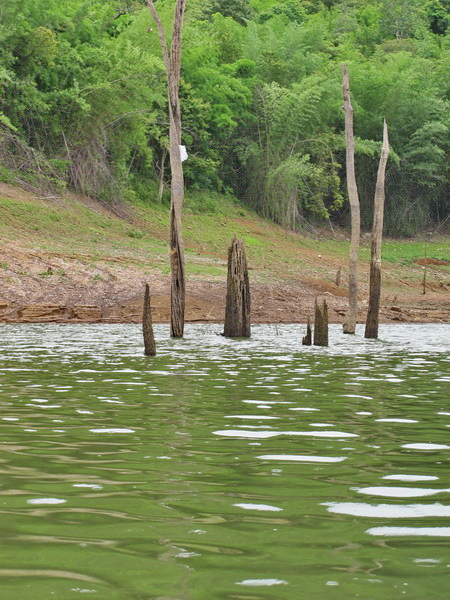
[0, 183, 449, 324]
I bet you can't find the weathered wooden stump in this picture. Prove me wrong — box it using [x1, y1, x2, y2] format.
[143, 283, 156, 355]
[364, 263, 381, 339]
[302, 316, 312, 345]
[223, 235, 251, 337]
[313, 298, 328, 346]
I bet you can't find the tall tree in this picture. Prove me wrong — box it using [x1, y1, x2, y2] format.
[365, 120, 389, 339]
[147, 0, 187, 338]
[342, 64, 360, 334]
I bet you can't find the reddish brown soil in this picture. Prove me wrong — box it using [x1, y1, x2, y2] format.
[415, 257, 450, 266]
[0, 244, 448, 325]
[0, 183, 448, 325]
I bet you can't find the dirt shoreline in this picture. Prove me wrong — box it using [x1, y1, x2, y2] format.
[1, 183, 448, 326]
[1, 277, 448, 325]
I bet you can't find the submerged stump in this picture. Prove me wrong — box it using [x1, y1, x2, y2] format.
[313, 298, 328, 346]
[302, 316, 312, 345]
[223, 236, 251, 337]
[143, 283, 156, 356]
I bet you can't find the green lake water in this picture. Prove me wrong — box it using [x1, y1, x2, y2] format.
[0, 323, 449, 600]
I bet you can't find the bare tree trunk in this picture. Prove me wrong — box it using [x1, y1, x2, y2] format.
[313, 298, 328, 346]
[168, 101, 186, 338]
[302, 315, 312, 345]
[147, 0, 186, 338]
[365, 121, 389, 339]
[342, 65, 361, 334]
[223, 236, 251, 337]
[143, 283, 156, 355]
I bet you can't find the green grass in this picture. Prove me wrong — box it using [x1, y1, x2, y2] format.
[186, 264, 226, 277]
[380, 240, 450, 265]
[299, 235, 450, 267]
[1, 189, 448, 293]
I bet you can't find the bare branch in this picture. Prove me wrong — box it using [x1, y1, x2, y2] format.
[146, 1, 170, 75]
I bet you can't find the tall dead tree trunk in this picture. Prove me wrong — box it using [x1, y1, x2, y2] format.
[223, 236, 251, 337]
[143, 283, 156, 355]
[342, 65, 361, 334]
[365, 120, 389, 339]
[147, 0, 186, 338]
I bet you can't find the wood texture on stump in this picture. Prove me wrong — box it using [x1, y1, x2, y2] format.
[302, 316, 312, 345]
[365, 120, 389, 339]
[143, 283, 156, 356]
[223, 236, 251, 338]
[313, 298, 329, 346]
[169, 193, 185, 338]
[342, 65, 361, 334]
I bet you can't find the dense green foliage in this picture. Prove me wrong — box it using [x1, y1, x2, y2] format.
[0, 0, 448, 235]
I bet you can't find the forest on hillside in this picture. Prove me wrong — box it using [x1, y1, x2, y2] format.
[0, 0, 449, 236]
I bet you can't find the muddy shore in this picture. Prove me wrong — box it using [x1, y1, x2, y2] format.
[1, 265, 448, 325]
[1, 183, 448, 326]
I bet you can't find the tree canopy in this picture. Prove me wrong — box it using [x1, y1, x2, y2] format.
[1, 0, 449, 235]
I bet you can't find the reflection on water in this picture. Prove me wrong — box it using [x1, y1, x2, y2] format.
[0, 323, 449, 600]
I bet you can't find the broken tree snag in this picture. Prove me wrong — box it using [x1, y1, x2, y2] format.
[313, 298, 329, 346]
[143, 283, 156, 356]
[365, 120, 389, 339]
[342, 64, 361, 334]
[302, 315, 312, 345]
[223, 236, 251, 337]
[147, 0, 187, 338]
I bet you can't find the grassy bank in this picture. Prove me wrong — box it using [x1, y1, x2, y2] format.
[0, 183, 449, 298]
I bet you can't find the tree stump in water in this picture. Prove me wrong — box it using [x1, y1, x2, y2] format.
[143, 283, 156, 356]
[223, 236, 251, 337]
[313, 298, 328, 346]
[147, 0, 187, 339]
[365, 120, 389, 339]
[302, 316, 312, 345]
[342, 65, 360, 334]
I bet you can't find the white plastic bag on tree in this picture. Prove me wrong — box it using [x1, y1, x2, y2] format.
[179, 145, 188, 162]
